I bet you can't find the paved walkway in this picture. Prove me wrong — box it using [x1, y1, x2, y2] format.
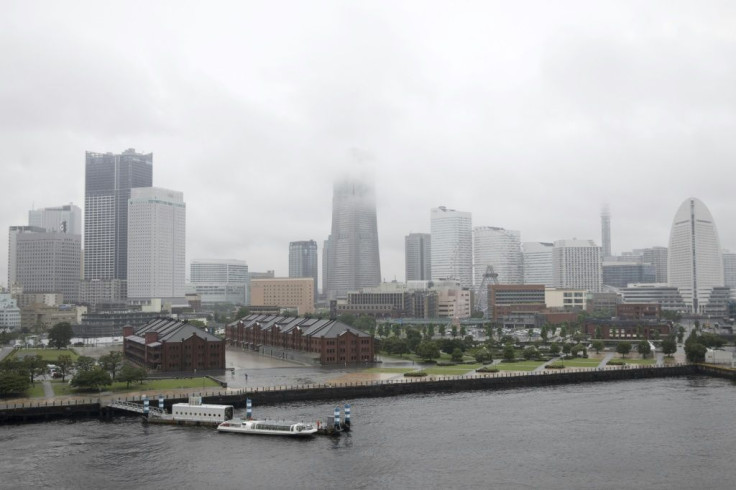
[598, 352, 615, 368]
[42, 380, 54, 399]
[534, 356, 562, 372]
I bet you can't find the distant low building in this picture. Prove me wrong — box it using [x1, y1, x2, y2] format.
[123, 318, 226, 372]
[226, 314, 375, 365]
[583, 318, 672, 340]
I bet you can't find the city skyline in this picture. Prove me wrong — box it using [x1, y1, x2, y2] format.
[3, 3, 736, 286]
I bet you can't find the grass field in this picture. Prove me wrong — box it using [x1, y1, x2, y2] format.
[27, 382, 46, 398]
[422, 364, 480, 376]
[9, 348, 79, 362]
[495, 361, 544, 371]
[557, 358, 601, 368]
[618, 358, 658, 365]
[362, 367, 415, 374]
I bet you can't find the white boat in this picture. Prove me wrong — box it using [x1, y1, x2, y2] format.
[217, 418, 318, 437]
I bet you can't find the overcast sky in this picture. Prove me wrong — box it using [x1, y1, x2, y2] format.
[2, 1, 736, 288]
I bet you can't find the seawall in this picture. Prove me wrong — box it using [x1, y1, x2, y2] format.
[2, 364, 733, 424]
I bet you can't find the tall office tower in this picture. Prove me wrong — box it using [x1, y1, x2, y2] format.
[522, 242, 554, 286]
[126, 187, 185, 301]
[84, 148, 153, 281]
[552, 239, 602, 292]
[405, 233, 431, 282]
[601, 205, 612, 259]
[11, 228, 81, 302]
[289, 240, 319, 304]
[190, 259, 248, 305]
[641, 246, 668, 283]
[430, 206, 472, 288]
[326, 177, 381, 299]
[29, 204, 82, 235]
[473, 226, 522, 286]
[322, 236, 331, 298]
[667, 197, 724, 313]
[8, 226, 46, 287]
[723, 251, 736, 299]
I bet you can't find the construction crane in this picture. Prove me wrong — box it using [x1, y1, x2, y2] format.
[474, 265, 499, 317]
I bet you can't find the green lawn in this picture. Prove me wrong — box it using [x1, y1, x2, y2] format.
[557, 358, 601, 368]
[423, 364, 480, 376]
[617, 358, 658, 365]
[51, 380, 74, 396]
[495, 361, 545, 371]
[107, 377, 221, 393]
[27, 382, 46, 398]
[9, 348, 79, 362]
[362, 367, 415, 374]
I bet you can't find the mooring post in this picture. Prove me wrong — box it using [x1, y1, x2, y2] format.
[143, 396, 149, 416]
[344, 403, 351, 428]
[246, 398, 252, 420]
[334, 406, 341, 431]
[158, 394, 164, 411]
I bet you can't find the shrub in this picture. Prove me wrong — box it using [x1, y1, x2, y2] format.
[436, 362, 456, 367]
[545, 363, 565, 369]
[476, 366, 499, 373]
[607, 359, 625, 366]
[404, 371, 427, 377]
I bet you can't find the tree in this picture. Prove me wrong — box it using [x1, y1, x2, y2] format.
[637, 340, 652, 358]
[337, 314, 356, 326]
[676, 325, 685, 343]
[661, 338, 677, 357]
[70, 367, 112, 391]
[562, 343, 571, 355]
[685, 342, 707, 363]
[549, 342, 561, 355]
[460, 325, 467, 337]
[503, 345, 516, 361]
[118, 363, 148, 388]
[415, 341, 440, 361]
[56, 354, 73, 382]
[235, 306, 250, 319]
[522, 346, 538, 360]
[427, 324, 435, 339]
[570, 343, 585, 358]
[451, 348, 464, 363]
[0, 371, 30, 396]
[616, 341, 632, 358]
[439, 324, 446, 337]
[99, 351, 124, 381]
[451, 326, 458, 338]
[406, 329, 422, 353]
[23, 355, 46, 384]
[354, 315, 376, 333]
[559, 326, 568, 339]
[75, 356, 95, 372]
[540, 325, 549, 344]
[48, 322, 74, 349]
[474, 347, 492, 364]
[591, 340, 604, 354]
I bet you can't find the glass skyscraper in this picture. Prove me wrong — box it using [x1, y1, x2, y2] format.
[325, 177, 381, 299]
[289, 240, 319, 303]
[84, 149, 152, 281]
[430, 206, 472, 288]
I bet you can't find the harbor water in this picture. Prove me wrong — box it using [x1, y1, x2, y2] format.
[1, 376, 735, 489]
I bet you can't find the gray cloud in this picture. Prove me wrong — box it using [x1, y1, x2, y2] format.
[2, 1, 736, 287]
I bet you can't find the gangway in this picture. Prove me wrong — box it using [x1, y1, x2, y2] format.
[108, 400, 165, 417]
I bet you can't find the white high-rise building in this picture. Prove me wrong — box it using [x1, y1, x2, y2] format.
[190, 259, 248, 305]
[430, 207, 472, 288]
[668, 197, 724, 313]
[0, 293, 21, 330]
[29, 204, 82, 235]
[127, 187, 186, 301]
[473, 227, 522, 285]
[552, 239, 602, 292]
[522, 242, 554, 286]
[722, 251, 736, 300]
[405, 233, 431, 282]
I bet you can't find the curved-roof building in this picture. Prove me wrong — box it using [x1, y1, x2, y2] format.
[667, 198, 724, 313]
